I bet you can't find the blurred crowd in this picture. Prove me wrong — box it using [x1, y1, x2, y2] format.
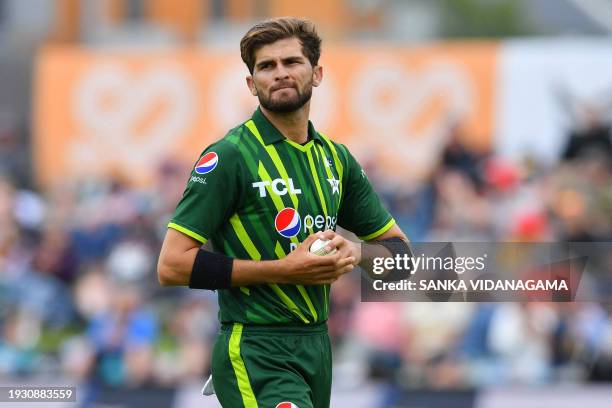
[1, 103, 612, 400]
[330, 102, 612, 402]
[0, 157, 219, 391]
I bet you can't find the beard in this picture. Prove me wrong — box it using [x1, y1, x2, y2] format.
[257, 82, 313, 113]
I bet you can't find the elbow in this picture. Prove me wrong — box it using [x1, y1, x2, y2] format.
[156, 238, 196, 287]
[157, 263, 172, 286]
[157, 258, 181, 286]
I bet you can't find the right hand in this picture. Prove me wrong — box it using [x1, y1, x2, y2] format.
[278, 233, 356, 285]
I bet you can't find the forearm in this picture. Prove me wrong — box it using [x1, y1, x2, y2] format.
[346, 224, 410, 269]
[159, 231, 354, 289]
[359, 236, 411, 279]
[359, 241, 393, 267]
[231, 258, 285, 286]
[159, 248, 285, 287]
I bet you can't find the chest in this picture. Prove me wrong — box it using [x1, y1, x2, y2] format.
[241, 143, 343, 236]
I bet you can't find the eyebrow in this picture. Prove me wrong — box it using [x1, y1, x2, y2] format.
[255, 55, 306, 70]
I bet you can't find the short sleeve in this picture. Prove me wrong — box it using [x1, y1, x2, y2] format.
[169, 141, 244, 243]
[336, 146, 395, 240]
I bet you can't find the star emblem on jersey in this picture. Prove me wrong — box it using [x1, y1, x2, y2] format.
[327, 177, 340, 195]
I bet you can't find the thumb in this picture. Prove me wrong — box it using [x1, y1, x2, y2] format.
[319, 229, 337, 241]
[301, 233, 323, 249]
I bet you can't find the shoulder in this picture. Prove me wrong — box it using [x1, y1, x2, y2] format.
[198, 123, 252, 161]
[190, 127, 253, 179]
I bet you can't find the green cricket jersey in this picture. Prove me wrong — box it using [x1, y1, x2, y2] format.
[169, 107, 395, 325]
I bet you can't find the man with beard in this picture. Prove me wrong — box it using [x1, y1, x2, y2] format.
[157, 17, 408, 408]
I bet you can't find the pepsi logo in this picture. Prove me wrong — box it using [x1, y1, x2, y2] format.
[275, 208, 301, 238]
[276, 403, 299, 408]
[194, 152, 218, 174]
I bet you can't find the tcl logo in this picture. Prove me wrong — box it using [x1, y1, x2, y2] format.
[252, 178, 301, 197]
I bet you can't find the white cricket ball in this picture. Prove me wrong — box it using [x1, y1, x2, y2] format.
[309, 238, 337, 256]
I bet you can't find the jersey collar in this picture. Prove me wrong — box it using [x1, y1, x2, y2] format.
[251, 107, 324, 146]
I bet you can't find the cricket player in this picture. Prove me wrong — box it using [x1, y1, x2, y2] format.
[158, 17, 409, 408]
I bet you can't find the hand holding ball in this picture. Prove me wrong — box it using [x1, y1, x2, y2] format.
[309, 238, 337, 256]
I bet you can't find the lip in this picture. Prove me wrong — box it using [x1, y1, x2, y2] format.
[271, 85, 295, 92]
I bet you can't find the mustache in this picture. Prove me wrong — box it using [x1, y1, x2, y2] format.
[270, 82, 297, 92]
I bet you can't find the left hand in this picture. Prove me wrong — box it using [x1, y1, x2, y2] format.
[319, 230, 361, 266]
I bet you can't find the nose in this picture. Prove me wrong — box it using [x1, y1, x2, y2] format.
[274, 63, 290, 80]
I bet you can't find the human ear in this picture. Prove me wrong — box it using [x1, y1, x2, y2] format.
[312, 65, 323, 87]
[246, 76, 257, 95]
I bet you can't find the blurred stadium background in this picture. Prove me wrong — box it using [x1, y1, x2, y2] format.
[1, 0, 612, 407]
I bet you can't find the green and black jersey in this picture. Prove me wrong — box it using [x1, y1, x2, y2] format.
[169, 107, 395, 325]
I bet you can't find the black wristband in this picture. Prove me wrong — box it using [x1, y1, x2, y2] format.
[377, 237, 413, 281]
[189, 248, 233, 290]
[377, 237, 411, 256]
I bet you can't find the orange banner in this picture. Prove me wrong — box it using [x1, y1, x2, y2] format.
[33, 43, 497, 188]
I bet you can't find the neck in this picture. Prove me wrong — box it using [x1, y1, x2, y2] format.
[260, 103, 311, 144]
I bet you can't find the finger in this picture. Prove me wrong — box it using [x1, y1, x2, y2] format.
[336, 263, 354, 276]
[309, 257, 352, 274]
[336, 248, 355, 262]
[309, 260, 344, 273]
[319, 229, 337, 240]
[309, 250, 343, 265]
[300, 233, 323, 250]
[328, 235, 345, 249]
[335, 256, 356, 268]
[340, 263, 355, 275]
